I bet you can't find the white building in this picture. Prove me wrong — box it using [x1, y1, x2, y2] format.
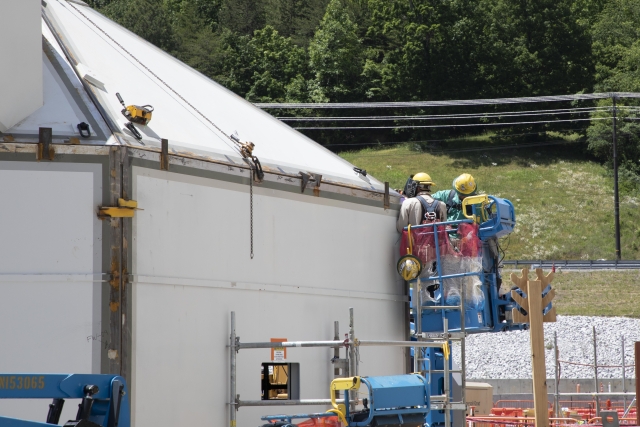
[0, 1, 405, 425]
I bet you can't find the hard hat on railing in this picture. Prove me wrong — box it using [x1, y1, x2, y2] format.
[397, 225, 423, 280]
[453, 173, 477, 196]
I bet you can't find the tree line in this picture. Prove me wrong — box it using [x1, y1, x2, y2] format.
[87, 0, 640, 187]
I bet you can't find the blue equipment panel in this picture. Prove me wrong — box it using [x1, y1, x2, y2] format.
[350, 375, 429, 427]
[478, 197, 516, 240]
[0, 374, 129, 427]
[366, 375, 428, 410]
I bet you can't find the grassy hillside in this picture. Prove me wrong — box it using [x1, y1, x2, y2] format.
[548, 270, 640, 317]
[340, 143, 640, 260]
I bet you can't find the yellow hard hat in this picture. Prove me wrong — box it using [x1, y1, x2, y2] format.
[412, 172, 435, 186]
[453, 173, 477, 195]
[397, 254, 422, 281]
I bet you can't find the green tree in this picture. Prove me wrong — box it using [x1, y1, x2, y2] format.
[264, 0, 330, 46]
[587, 0, 640, 188]
[102, 0, 178, 51]
[245, 26, 308, 101]
[218, 0, 267, 35]
[478, 0, 594, 97]
[308, 0, 363, 102]
[592, 0, 640, 92]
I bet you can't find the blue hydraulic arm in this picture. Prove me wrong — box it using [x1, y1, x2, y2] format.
[0, 374, 129, 427]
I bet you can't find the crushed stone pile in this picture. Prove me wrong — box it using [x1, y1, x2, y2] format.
[452, 316, 640, 379]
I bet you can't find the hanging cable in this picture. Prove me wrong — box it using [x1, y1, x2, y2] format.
[256, 92, 640, 109]
[250, 169, 254, 259]
[63, 2, 266, 259]
[279, 107, 607, 122]
[64, 2, 235, 149]
[293, 117, 613, 130]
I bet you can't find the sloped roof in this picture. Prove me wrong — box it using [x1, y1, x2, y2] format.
[4, 19, 111, 142]
[27, 0, 384, 191]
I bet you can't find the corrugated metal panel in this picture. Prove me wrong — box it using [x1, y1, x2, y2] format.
[42, 0, 385, 191]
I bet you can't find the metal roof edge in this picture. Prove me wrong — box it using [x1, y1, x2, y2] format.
[42, 5, 120, 141]
[127, 146, 401, 209]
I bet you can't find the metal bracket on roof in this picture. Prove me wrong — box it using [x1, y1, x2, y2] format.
[300, 172, 310, 193]
[300, 172, 322, 193]
[160, 138, 169, 171]
[384, 182, 390, 210]
[37, 127, 54, 161]
[98, 198, 142, 219]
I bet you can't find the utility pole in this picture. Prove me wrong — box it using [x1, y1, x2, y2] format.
[613, 96, 621, 260]
[511, 268, 557, 427]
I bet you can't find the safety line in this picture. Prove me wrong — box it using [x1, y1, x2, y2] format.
[63, 1, 241, 155]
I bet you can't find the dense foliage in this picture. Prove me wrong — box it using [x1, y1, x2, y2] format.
[86, 0, 640, 186]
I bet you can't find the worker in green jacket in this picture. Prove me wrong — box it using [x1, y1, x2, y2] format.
[432, 173, 477, 222]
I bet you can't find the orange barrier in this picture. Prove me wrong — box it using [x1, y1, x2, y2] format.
[467, 415, 639, 427]
[495, 400, 552, 410]
[296, 416, 341, 427]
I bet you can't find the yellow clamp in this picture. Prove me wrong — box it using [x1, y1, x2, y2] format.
[98, 198, 142, 219]
[442, 342, 450, 361]
[461, 195, 490, 224]
[328, 377, 361, 425]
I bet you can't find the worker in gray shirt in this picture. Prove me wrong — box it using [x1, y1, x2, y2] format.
[396, 172, 447, 232]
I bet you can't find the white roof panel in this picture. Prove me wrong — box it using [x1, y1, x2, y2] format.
[5, 20, 111, 142]
[42, 0, 383, 190]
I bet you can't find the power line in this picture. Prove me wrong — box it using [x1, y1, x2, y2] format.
[256, 92, 640, 109]
[320, 127, 589, 147]
[341, 139, 581, 156]
[294, 116, 613, 130]
[279, 107, 609, 122]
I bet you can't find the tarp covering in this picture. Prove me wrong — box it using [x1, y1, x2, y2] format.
[401, 223, 485, 309]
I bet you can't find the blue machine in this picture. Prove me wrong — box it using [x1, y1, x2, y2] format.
[412, 195, 525, 335]
[261, 375, 430, 427]
[407, 195, 525, 427]
[0, 374, 129, 427]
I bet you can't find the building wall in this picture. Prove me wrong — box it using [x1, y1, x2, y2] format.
[0, 160, 103, 423]
[131, 166, 405, 426]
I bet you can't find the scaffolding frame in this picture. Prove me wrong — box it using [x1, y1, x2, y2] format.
[228, 308, 451, 426]
[551, 329, 637, 419]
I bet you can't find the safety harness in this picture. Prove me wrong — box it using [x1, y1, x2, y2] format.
[445, 190, 462, 214]
[417, 196, 439, 223]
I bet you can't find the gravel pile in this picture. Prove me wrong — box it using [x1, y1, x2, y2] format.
[452, 316, 640, 379]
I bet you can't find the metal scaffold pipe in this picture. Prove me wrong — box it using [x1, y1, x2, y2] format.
[356, 340, 448, 347]
[333, 321, 340, 400]
[237, 398, 358, 407]
[622, 337, 627, 409]
[349, 307, 356, 411]
[558, 392, 636, 397]
[443, 318, 451, 427]
[593, 326, 600, 416]
[554, 331, 559, 419]
[236, 339, 447, 350]
[230, 311, 237, 427]
[237, 341, 344, 349]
